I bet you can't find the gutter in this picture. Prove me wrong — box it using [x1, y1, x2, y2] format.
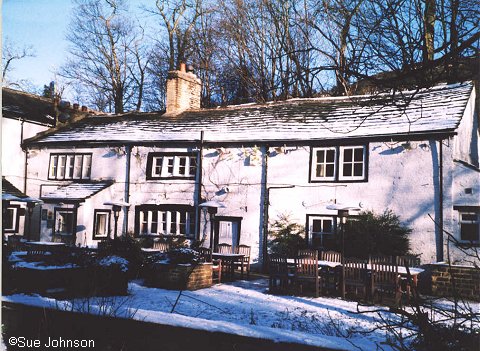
[438, 139, 444, 262]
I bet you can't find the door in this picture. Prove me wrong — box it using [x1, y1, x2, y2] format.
[213, 216, 242, 252]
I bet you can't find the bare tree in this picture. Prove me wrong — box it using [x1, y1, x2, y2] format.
[2, 39, 36, 87]
[60, 0, 150, 113]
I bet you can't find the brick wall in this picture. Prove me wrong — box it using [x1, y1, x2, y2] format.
[165, 69, 201, 115]
[427, 264, 480, 301]
[146, 263, 213, 290]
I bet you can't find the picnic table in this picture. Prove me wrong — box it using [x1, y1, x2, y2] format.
[212, 253, 245, 281]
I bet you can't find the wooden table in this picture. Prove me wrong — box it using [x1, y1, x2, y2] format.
[212, 253, 245, 281]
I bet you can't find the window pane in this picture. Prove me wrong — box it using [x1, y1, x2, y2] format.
[189, 156, 197, 176]
[326, 150, 335, 163]
[153, 157, 162, 176]
[96, 213, 108, 235]
[343, 163, 352, 176]
[179, 211, 187, 234]
[354, 148, 363, 161]
[66, 156, 75, 179]
[188, 211, 195, 236]
[5, 208, 15, 230]
[323, 220, 332, 233]
[74, 155, 83, 178]
[58, 155, 66, 178]
[316, 164, 325, 177]
[141, 211, 148, 234]
[151, 211, 158, 234]
[170, 211, 177, 234]
[58, 212, 74, 235]
[82, 155, 92, 179]
[312, 220, 322, 233]
[343, 149, 353, 162]
[461, 213, 478, 221]
[166, 157, 174, 174]
[178, 157, 187, 175]
[316, 150, 325, 162]
[461, 223, 479, 241]
[326, 164, 335, 177]
[50, 156, 58, 178]
[353, 163, 363, 176]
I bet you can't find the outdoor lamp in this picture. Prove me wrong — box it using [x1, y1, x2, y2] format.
[199, 200, 226, 251]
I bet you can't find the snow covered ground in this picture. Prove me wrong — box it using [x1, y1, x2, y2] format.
[3, 278, 478, 351]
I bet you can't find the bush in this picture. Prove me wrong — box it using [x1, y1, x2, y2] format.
[268, 214, 307, 257]
[98, 236, 144, 278]
[341, 209, 411, 258]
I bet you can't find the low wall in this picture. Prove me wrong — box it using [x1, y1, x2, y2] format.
[145, 262, 213, 290]
[2, 302, 341, 351]
[426, 263, 480, 301]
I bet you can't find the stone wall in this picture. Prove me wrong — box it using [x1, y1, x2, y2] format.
[146, 263, 213, 290]
[427, 263, 480, 301]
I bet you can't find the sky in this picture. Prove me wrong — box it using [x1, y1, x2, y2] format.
[3, 0, 75, 90]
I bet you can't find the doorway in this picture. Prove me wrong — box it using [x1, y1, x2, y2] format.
[213, 216, 242, 252]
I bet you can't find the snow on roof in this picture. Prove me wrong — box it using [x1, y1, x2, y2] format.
[41, 181, 113, 202]
[24, 82, 474, 146]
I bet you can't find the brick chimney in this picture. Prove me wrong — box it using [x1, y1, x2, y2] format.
[166, 63, 202, 115]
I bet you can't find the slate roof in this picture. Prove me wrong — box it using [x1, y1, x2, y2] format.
[24, 82, 474, 147]
[2, 177, 28, 199]
[2, 88, 56, 126]
[41, 181, 113, 202]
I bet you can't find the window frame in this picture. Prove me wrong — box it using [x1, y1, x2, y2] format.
[306, 214, 337, 248]
[135, 204, 196, 237]
[458, 211, 480, 244]
[93, 209, 111, 240]
[53, 207, 76, 237]
[309, 145, 368, 183]
[48, 153, 92, 180]
[146, 152, 198, 180]
[3, 205, 20, 233]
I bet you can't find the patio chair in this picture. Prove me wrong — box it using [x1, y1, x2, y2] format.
[217, 243, 233, 254]
[198, 247, 213, 262]
[196, 247, 222, 283]
[370, 256, 401, 305]
[342, 257, 368, 300]
[319, 250, 342, 295]
[295, 250, 322, 297]
[235, 244, 251, 278]
[268, 254, 292, 293]
[297, 248, 317, 258]
[152, 241, 170, 252]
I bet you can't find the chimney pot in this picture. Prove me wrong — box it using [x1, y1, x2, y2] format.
[180, 62, 186, 72]
[73, 103, 80, 110]
[81, 106, 88, 112]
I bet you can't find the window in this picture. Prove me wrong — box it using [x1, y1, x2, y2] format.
[93, 210, 110, 240]
[49, 153, 92, 180]
[54, 208, 75, 236]
[459, 211, 479, 243]
[147, 152, 197, 179]
[135, 205, 196, 237]
[3, 205, 20, 233]
[307, 215, 336, 248]
[310, 145, 367, 182]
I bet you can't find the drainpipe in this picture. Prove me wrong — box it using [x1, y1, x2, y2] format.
[260, 146, 269, 271]
[123, 145, 131, 236]
[438, 139, 444, 262]
[21, 120, 28, 193]
[196, 131, 204, 241]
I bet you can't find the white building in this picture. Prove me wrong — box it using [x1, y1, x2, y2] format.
[21, 68, 479, 267]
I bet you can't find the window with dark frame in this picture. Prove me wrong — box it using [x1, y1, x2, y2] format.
[135, 204, 196, 237]
[459, 211, 480, 243]
[147, 152, 197, 179]
[54, 208, 75, 236]
[93, 209, 110, 240]
[48, 153, 92, 180]
[307, 215, 336, 248]
[3, 205, 20, 233]
[310, 145, 367, 182]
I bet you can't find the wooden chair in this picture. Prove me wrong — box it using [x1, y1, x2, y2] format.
[298, 248, 317, 258]
[152, 241, 170, 252]
[217, 243, 233, 254]
[396, 254, 421, 303]
[295, 250, 321, 297]
[342, 257, 368, 300]
[319, 250, 342, 295]
[370, 256, 401, 305]
[320, 250, 342, 263]
[235, 244, 251, 278]
[197, 247, 222, 283]
[268, 254, 293, 293]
